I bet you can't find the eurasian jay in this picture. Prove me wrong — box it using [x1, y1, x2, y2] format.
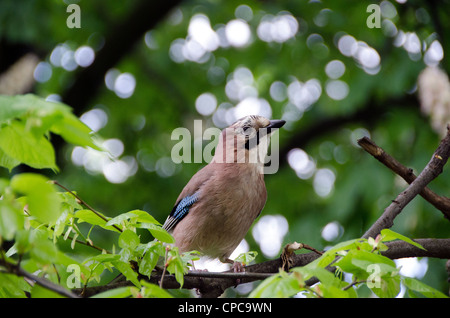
[163, 115, 285, 271]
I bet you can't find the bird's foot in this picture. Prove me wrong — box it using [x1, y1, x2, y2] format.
[231, 261, 245, 273]
[223, 258, 245, 272]
[222, 258, 245, 286]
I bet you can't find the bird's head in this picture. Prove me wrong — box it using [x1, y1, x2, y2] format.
[214, 115, 285, 165]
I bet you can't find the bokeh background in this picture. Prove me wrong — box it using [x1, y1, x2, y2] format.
[1, 0, 449, 296]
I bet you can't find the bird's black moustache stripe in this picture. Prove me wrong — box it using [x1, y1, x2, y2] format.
[245, 130, 260, 150]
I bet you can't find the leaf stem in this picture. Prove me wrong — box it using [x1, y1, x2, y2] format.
[52, 180, 122, 233]
[160, 246, 170, 289]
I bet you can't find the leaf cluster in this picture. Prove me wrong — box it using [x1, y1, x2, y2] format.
[250, 229, 447, 298]
[0, 95, 194, 298]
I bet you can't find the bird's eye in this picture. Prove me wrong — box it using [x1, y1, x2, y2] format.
[243, 126, 250, 132]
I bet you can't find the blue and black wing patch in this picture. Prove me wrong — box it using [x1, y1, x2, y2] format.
[162, 192, 199, 232]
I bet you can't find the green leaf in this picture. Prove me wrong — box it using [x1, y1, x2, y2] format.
[234, 251, 258, 265]
[30, 284, 65, 298]
[140, 281, 173, 298]
[76, 209, 107, 226]
[166, 248, 188, 287]
[380, 229, 426, 250]
[0, 94, 101, 150]
[321, 285, 356, 298]
[139, 250, 160, 277]
[75, 209, 120, 233]
[140, 223, 175, 243]
[402, 277, 448, 298]
[0, 273, 29, 298]
[91, 287, 135, 298]
[180, 250, 201, 266]
[29, 229, 59, 265]
[84, 254, 120, 264]
[139, 242, 164, 277]
[112, 260, 140, 287]
[335, 249, 398, 279]
[309, 238, 364, 269]
[50, 111, 102, 150]
[249, 272, 300, 298]
[370, 275, 401, 298]
[0, 147, 20, 171]
[0, 199, 24, 240]
[0, 94, 39, 123]
[0, 121, 58, 171]
[293, 266, 342, 288]
[118, 229, 140, 250]
[11, 173, 62, 225]
[53, 209, 69, 237]
[106, 210, 161, 227]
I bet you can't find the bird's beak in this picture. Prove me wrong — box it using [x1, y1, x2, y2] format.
[267, 119, 286, 131]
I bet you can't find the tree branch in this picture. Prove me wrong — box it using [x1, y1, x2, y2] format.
[361, 127, 450, 239]
[0, 259, 80, 298]
[357, 136, 450, 221]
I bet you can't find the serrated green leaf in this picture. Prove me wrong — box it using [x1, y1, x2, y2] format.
[76, 209, 106, 226]
[234, 251, 258, 265]
[106, 210, 161, 227]
[0, 273, 31, 298]
[370, 275, 401, 298]
[75, 209, 120, 233]
[0, 147, 21, 171]
[402, 277, 448, 298]
[139, 246, 161, 277]
[309, 238, 363, 269]
[249, 272, 300, 298]
[166, 248, 188, 287]
[112, 260, 140, 287]
[335, 249, 397, 279]
[0, 94, 102, 170]
[11, 173, 61, 225]
[0, 121, 58, 171]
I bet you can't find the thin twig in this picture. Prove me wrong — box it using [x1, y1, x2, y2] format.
[159, 246, 169, 289]
[52, 180, 123, 233]
[342, 279, 366, 291]
[185, 271, 273, 280]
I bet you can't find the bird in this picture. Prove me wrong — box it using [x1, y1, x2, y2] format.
[162, 115, 285, 271]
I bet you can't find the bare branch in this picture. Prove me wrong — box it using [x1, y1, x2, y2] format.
[358, 136, 450, 221]
[361, 128, 450, 239]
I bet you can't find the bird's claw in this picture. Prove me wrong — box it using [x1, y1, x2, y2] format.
[231, 261, 244, 273]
